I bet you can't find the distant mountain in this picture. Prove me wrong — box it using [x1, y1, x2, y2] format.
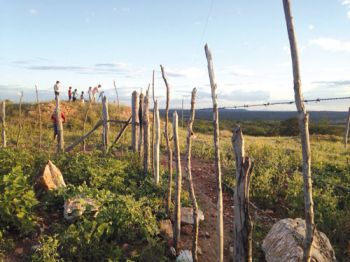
[160, 109, 349, 123]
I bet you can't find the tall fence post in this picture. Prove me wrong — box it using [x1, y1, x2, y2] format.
[83, 102, 92, 152]
[151, 70, 155, 175]
[154, 100, 160, 185]
[283, 1, 314, 261]
[173, 111, 182, 253]
[345, 107, 350, 150]
[102, 96, 109, 152]
[161, 64, 173, 216]
[15, 91, 24, 148]
[186, 88, 199, 262]
[56, 96, 64, 153]
[139, 93, 144, 158]
[143, 91, 150, 175]
[233, 126, 254, 262]
[205, 44, 224, 262]
[35, 85, 42, 149]
[1, 100, 6, 148]
[131, 91, 139, 152]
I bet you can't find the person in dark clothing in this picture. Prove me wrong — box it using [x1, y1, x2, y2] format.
[51, 109, 66, 140]
[72, 89, 78, 102]
[68, 86, 72, 101]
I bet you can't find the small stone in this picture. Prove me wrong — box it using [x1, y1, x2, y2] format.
[229, 246, 234, 254]
[181, 207, 204, 225]
[64, 196, 99, 221]
[160, 219, 173, 239]
[169, 247, 177, 258]
[176, 250, 193, 262]
[205, 231, 210, 238]
[37, 160, 66, 190]
[197, 246, 203, 255]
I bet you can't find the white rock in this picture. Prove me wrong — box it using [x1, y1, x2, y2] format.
[64, 196, 99, 221]
[181, 207, 204, 225]
[176, 250, 193, 262]
[262, 218, 336, 262]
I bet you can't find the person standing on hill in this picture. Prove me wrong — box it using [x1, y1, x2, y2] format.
[72, 89, 78, 102]
[88, 87, 93, 102]
[68, 86, 72, 102]
[92, 84, 101, 103]
[51, 109, 66, 140]
[53, 81, 60, 99]
[80, 91, 85, 104]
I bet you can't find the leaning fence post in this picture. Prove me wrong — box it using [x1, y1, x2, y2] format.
[173, 111, 182, 253]
[102, 96, 109, 152]
[1, 100, 6, 148]
[161, 64, 173, 216]
[56, 96, 64, 153]
[131, 91, 139, 152]
[35, 85, 42, 149]
[233, 126, 253, 262]
[154, 100, 160, 185]
[143, 90, 150, 175]
[186, 88, 199, 262]
[283, 1, 314, 261]
[151, 70, 155, 175]
[139, 92, 144, 158]
[205, 43, 224, 262]
[344, 107, 350, 150]
[15, 91, 24, 148]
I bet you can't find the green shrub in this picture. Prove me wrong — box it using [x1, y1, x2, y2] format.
[31, 235, 62, 262]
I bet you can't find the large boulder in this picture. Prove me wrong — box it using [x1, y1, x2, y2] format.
[181, 207, 204, 225]
[64, 196, 99, 221]
[262, 218, 336, 262]
[37, 160, 66, 190]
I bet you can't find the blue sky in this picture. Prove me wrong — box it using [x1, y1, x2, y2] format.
[0, 0, 350, 110]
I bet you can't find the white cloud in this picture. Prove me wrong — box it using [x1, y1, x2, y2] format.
[309, 37, 350, 52]
[341, 0, 350, 18]
[342, 0, 350, 5]
[308, 24, 314, 30]
[221, 66, 254, 77]
[167, 67, 205, 79]
[28, 9, 37, 15]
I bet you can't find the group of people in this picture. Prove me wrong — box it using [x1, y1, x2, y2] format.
[53, 81, 102, 103]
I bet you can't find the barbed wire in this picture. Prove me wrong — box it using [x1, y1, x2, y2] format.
[196, 96, 350, 110]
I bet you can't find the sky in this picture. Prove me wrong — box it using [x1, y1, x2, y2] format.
[0, 0, 350, 110]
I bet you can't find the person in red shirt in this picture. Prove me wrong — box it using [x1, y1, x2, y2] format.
[51, 109, 66, 139]
[68, 86, 72, 102]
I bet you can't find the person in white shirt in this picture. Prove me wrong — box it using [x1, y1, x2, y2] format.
[53, 81, 60, 98]
[92, 84, 101, 103]
[88, 87, 93, 102]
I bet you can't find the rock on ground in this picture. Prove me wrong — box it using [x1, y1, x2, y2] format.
[262, 218, 336, 262]
[181, 207, 204, 225]
[37, 160, 66, 190]
[160, 219, 173, 239]
[64, 196, 99, 221]
[176, 250, 193, 262]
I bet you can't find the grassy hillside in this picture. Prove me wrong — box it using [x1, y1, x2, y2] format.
[1, 101, 349, 261]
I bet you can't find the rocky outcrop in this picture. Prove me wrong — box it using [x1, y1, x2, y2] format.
[37, 160, 66, 190]
[262, 218, 336, 262]
[64, 196, 99, 221]
[181, 207, 204, 225]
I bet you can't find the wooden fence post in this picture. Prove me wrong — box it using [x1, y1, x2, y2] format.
[345, 107, 350, 150]
[233, 126, 254, 262]
[56, 96, 64, 153]
[152, 70, 155, 175]
[113, 80, 120, 109]
[143, 91, 150, 175]
[205, 44, 224, 262]
[35, 85, 42, 149]
[186, 88, 199, 262]
[139, 92, 144, 158]
[173, 111, 182, 253]
[154, 100, 160, 184]
[161, 64, 173, 216]
[131, 91, 139, 152]
[83, 102, 92, 152]
[283, 1, 314, 261]
[102, 96, 109, 152]
[16, 91, 24, 148]
[1, 100, 6, 148]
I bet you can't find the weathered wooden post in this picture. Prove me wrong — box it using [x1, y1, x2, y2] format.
[283, 1, 314, 261]
[151, 70, 155, 175]
[131, 91, 139, 152]
[143, 90, 150, 175]
[138, 92, 144, 158]
[161, 64, 173, 216]
[345, 107, 350, 150]
[173, 111, 182, 253]
[113, 80, 120, 109]
[1, 100, 6, 148]
[35, 85, 42, 149]
[205, 43, 224, 262]
[56, 96, 64, 153]
[154, 100, 160, 184]
[186, 88, 199, 262]
[102, 96, 109, 152]
[83, 102, 92, 152]
[233, 126, 254, 262]
[15, 91, 24, 148]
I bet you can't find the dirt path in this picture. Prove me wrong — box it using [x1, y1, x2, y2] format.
[178, 157, 234, 262]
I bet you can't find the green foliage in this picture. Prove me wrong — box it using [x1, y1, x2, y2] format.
[31, 235, 62, 262]
[0, 165, 38, 235]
